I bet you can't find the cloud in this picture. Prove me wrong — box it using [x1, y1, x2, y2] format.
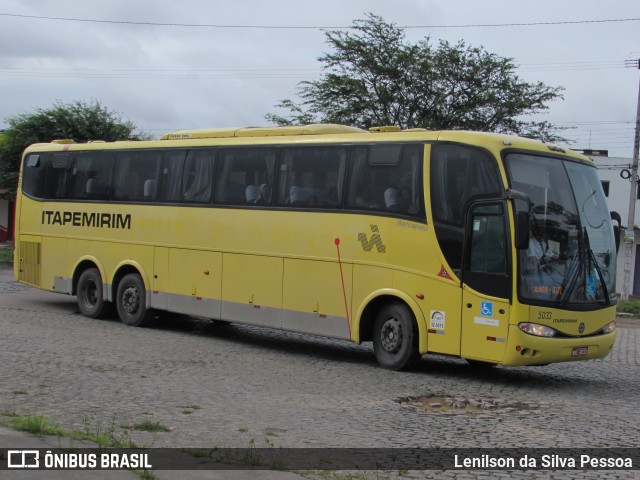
[0, 0, 638, 156]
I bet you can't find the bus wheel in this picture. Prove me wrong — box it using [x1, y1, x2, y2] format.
[77, 268, 112, 319]
[116, 273, 153, 327]
[373, 302, 420, 370]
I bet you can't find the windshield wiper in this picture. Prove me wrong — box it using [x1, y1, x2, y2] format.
[560, 228, 610, 306]
[559, 253, 581, 307]
[584, 228, 610, 305]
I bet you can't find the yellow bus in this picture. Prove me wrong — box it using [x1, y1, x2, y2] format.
[14, 124, 619, 370]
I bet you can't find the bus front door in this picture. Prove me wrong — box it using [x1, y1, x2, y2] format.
[460, 202, 511, 363]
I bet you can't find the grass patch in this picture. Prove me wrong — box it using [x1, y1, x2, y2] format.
[617, 300, 640, 315]
[72, 415, 139, 449]
[179, 404, 201, 415]
[130, 420, 172, 433]
[3, 413, 155, 479]
[8, 413, 66, 436]
[0, 246, 12, 266]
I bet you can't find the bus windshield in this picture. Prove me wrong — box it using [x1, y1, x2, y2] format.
[506, 153, 616, 307]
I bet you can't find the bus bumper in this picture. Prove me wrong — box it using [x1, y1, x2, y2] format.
[501, 325, 616, 366]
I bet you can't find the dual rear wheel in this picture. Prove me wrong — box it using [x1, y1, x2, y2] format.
[77, 269, 152, 327]
[76, 268, 112, 319]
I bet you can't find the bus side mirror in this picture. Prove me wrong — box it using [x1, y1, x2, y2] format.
[515, 211, 530, 250]
[610, 211, 621, 253]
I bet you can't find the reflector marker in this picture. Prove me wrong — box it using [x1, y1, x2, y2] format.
[486, 336, 506, 342]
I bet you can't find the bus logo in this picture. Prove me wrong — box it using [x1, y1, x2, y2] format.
[8, 450, 39, 468]
[358, 225, 386, 253]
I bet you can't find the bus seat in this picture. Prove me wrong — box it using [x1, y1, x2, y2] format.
[144, 179, 156, 199]
[290, 186, 324, 206]
[86, 178, 97, 195]
[289, 186, 306, 205]
[384, 188, 399, 209]
[246, 185, 260, 203]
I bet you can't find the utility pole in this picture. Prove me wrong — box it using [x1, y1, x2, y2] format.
[622, 58, 640, 300]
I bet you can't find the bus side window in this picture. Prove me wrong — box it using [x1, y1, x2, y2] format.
[276, 147, 347, 208]
[113, 151, 161, 202]
[158, 149, 186, 202]
[70, 152, 114, 200]
[215, 148, 276, 206]
[182, 149, 215, 203]
[45, 153, 71, 199]
[430, 145, 502, 273]
[347, 145, 423, 216]
[22, 153, 47, 199]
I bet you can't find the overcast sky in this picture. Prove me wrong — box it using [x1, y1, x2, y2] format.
[0, 0, 638, 157]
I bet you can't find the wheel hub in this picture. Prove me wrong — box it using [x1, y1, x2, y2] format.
[380, 317, 403, 353]
[86, 283, 97, 305]
[122, 286, 140, 315]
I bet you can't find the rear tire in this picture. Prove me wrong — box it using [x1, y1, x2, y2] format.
[77, 268, 112, 319]
[372, 302, 420, 370]
[116, 273, 153, 327]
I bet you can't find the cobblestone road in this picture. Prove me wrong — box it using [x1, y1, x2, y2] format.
[0, 266, 638, 479]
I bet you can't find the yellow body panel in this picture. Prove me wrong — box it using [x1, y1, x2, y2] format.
[13, 127, 616, 367]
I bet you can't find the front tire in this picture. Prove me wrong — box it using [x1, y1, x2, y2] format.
[77, 268, 112, 319]
[116, 273, 153, 327]
[372, 302, 420, 370]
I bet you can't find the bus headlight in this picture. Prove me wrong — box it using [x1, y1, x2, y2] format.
[518, 322, 557, 337]
[601, 321, 616, 334]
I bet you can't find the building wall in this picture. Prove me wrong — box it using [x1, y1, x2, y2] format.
[593, 155, 638, 296]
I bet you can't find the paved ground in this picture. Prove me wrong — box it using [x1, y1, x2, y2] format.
[0, 264, 638, 479]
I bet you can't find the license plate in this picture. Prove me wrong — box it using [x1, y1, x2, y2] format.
[571, 346, 588, 356]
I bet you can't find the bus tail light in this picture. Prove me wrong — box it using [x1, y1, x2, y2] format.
[518, 322, 557, 337]
[601, 321, 616, 334]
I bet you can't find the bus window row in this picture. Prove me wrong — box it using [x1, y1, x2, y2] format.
[22, 144, 424, 218]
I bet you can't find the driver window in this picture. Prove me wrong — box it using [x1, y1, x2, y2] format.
[469, 205, 507, 275]
[464, 202, 510, 298]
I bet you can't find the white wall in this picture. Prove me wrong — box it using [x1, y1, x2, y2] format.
[593, 155, 637, 295]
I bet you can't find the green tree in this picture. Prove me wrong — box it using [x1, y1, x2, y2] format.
[0, 100, 150, 193]
[266, 14, 566, 142]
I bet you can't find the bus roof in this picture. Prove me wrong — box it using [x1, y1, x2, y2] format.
[159, 124, 366, 140]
